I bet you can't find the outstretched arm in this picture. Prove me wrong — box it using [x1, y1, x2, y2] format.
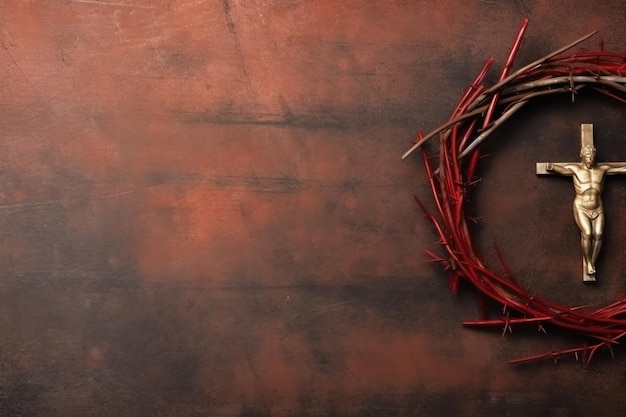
[536, 162, 574, 176]
[548, 162, 575, 175]
[602, 162, 626, 175]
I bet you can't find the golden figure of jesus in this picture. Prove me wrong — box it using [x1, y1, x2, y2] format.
[536, 124, 626, 282]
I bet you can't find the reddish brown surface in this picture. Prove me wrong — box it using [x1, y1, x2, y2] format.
[2, 1, 626, 416]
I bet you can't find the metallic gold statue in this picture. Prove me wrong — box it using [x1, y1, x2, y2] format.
[536, 124, 626, 282]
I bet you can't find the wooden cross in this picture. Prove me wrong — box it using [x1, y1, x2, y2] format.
[536, 124, 626, 282]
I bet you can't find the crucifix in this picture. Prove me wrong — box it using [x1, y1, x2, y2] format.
[536, 124, 626, 282]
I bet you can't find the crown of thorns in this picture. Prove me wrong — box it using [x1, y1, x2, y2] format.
[580, 145, 597, 156]
[404, 19, 626, 365]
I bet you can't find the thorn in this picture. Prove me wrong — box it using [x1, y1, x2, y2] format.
[501, 320, 511, 338]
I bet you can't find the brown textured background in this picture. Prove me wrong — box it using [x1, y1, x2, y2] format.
[2, 1, 626, 416]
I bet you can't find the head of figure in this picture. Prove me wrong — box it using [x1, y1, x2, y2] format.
[580, 145, 596, 168]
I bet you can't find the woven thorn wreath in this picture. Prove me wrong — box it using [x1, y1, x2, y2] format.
[403, 19, 626, 365]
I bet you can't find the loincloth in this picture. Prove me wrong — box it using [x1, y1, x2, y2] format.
[576, 205, 603, 219]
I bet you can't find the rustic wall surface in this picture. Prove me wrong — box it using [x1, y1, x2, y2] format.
[2, 1, 626, 416]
